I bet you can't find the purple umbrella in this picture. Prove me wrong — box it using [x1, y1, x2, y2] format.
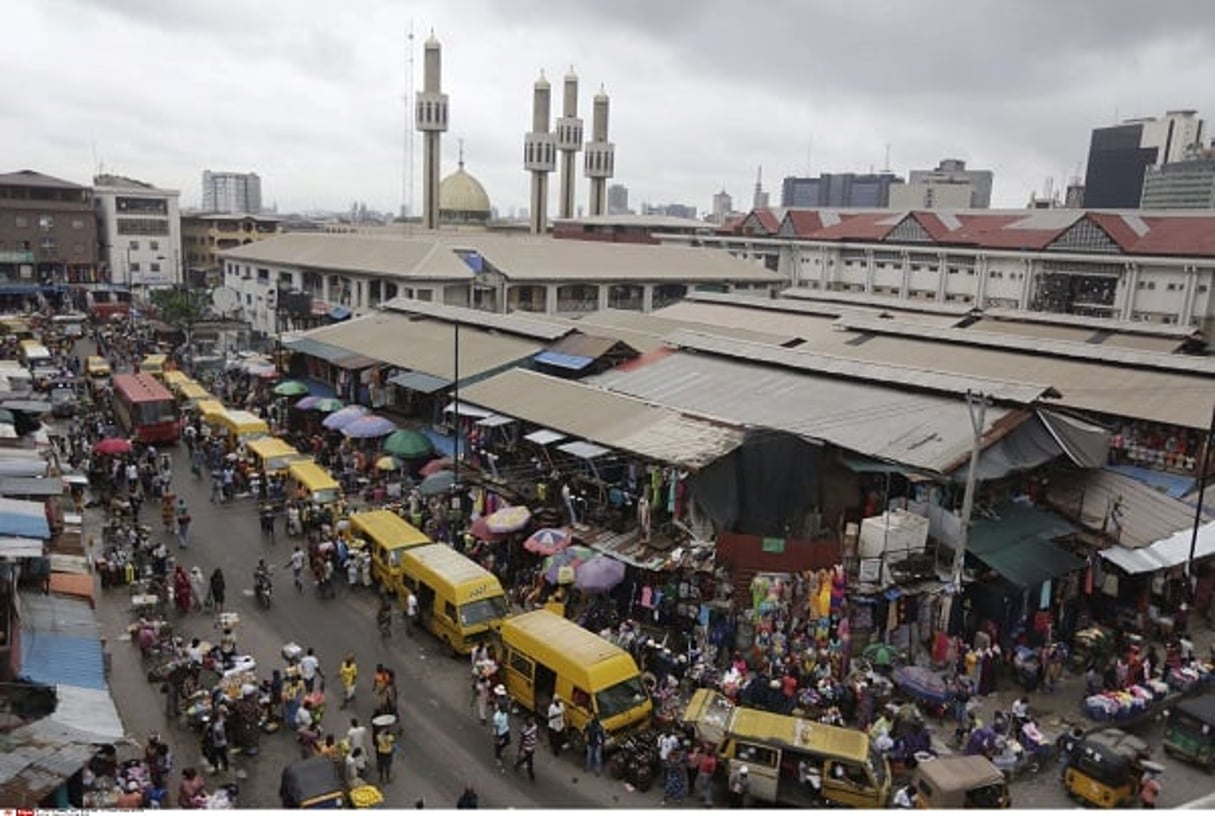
[341, 414, 399, 439]
[322, 404, 369, 430]
[893, 665, 954, 705]
[523, 527, 573, 555]
[574, 556, 627, 593]
[295, 395, 321, 410]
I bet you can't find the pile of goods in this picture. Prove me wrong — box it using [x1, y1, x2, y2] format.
[1083, 679, 1170, 722]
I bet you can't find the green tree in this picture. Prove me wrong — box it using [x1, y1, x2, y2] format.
[150, 288, 205, 327]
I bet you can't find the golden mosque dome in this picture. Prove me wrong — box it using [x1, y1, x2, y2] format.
[439, 157, 491, 223]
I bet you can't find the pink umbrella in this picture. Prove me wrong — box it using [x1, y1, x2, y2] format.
[523, 527, 573, 556]
[468, 516, 505, 542]
[419, 457, 454, 477]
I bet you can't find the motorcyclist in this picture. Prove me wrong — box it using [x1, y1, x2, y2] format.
[255, 559, 272, 600]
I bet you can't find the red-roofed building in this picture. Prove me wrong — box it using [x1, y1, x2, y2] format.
[656, 208, 1215, 333]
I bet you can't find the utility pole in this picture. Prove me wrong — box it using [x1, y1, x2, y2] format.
[1184, 405, 1215, 589]
[951, 391, 989, 587]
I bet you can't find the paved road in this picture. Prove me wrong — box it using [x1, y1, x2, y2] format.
[92, 419, 659, 808]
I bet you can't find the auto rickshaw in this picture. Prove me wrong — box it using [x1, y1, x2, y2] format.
[910, 755, 1010, 809]
[1163, 692, 1215, 769]
[1063, 728, 1157, 809]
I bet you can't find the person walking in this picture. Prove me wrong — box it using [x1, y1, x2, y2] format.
[727, 764, 750, 808]
[1140, 771, 1161, 809]
[347, 717, 369, 759]
[300, 647, 323, 694]
[584, 713, 605, 777]
[546, 696, 566, 756]
[287, 546, 306, 592]
[339, 654, 358, 710]
[375, 727, 396, 784]
[175, 498, 191, 549]
[203, 707, 230, 773]
[662, 741, 688, 806]
[405, 590, 419, 636]
[208, 568, 226, 616]
[695, 743, 718, 807]
[513, 715, 539, 782]
[456, 785, 478, 809]
[492, 705, 511, 769]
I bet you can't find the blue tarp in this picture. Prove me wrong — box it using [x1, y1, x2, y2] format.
[328, 305, 352, 321]
[20, 595, 106, 691]
[423, 428, 458, 459]
[534, 351, 595, 371]
[1104, 464, 1195, 500]
[0, 496, 49, 538]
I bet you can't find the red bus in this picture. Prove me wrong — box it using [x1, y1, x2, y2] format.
[111, 373, 180, 444]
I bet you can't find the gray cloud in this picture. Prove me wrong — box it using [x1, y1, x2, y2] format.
[4, 0, 1214, 215]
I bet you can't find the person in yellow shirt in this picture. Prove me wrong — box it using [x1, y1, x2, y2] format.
[339, 653, 359, 710]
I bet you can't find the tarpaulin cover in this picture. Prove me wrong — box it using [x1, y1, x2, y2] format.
[0, 496, 50, 539]
[951, 409, 1111, 483]
[688, 428, 823, 537]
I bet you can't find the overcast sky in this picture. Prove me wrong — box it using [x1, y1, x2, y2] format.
[5, 0, 1214, 217]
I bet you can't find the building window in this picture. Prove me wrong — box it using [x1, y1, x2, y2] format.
[72, 219, 85, 229]
[129, 240, 140, 250]
[39, 237, 55, 253]
[117, 218, 170, 236]
[14, 216, 27, 228]
[150, 262, 161, 273]
[38, 215, 54, 230]
[150, 240, 159, 251]
[130, 262, 141, 272]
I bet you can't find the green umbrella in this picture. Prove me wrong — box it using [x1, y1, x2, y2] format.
[274, 380, 309, 397]
[863, 642, 902, 668]
[382, 429, 434, 459]
[313, 397, 344, 413]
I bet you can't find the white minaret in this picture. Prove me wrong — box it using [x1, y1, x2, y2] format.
[524, 71, 556, 234]
[556, 67, 583, 220]
[415, 31, 449, 230]
[584, 84, 615, 217]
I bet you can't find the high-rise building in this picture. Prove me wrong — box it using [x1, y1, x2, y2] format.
[201, 170, 262, 214]
[642, 203, 697, 219]
[0, 170, 99, 285]
[94, 174, 181, 290]
[889, 158, 993, 209]
[711, 190, 733, 224]
[1141, 155, 1215, 209]
[1082, 110, 1205, 208]
[752, 167, 769, 210]
[781, 172, 903, 208]
[607, 184, 630, 215]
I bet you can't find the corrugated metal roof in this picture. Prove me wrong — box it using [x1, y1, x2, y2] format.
[1102, 519, 1215, 574]
[781, 286, 978, 315]
[294, 313, 542, 381]
[835, 315, 1215, 375]
[590, 350, 1020, 474]
[20, 594, 105, 690]
[0, 497, 50, 539]
[459, 369, 743, 470]
[0, 720, 99, 807]
[51, 686, 124, 740]
[281, 336, 353, 362]
[388, 370, 451, 394]
[1047, 468, 1214, 549]
[979, 307, 1199, 338]
[663, 330, 1055, 404]
[534, 351, 594, 370]
[0, 536, 43, 558]
[218, 232, 474, 280]
[966, 318, 1188, 353]
[797, 324, 1213, 430]
[0, 478, 64, 498]
[564, 309, 795, 351]
[382, 298, 572, 341]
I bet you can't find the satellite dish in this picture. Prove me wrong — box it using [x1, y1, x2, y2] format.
[211, 286, 239, 314]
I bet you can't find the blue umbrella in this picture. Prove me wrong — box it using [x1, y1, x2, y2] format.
[322, 405, 369, 430]
[341, 414, 398, 439]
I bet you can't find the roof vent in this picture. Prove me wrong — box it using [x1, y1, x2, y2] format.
[820, 210, 841, 227]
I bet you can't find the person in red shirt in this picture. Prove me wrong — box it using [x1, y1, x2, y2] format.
[1140, 772, 1161, 809]
[695, 745, 718, 806]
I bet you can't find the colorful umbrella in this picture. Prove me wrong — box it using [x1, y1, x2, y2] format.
[274, 380, 309, 397]
[419, 456, 453, 477]
[313, 397, 344, 413]
[295, 395, 321, 410]
[322, 405, 369, 430]
[418, 469, 456, 497]
[468, 515, 505, 542]
[573, 555, 627, 593]
[863, 642, 902, 668]
[342, 414, 398, 439]
[375, 455, 401, 471]
[484, 505, 531, 534]
[542, 546, 596, 583]
[93, 437, 132, 455]
[383, 429, 434, 459]
[523, 527, 573, 556]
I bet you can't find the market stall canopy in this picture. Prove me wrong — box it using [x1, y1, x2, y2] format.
[0, 536, 43, 558]
[946, 409, 1110, 482]
[558, 440, 611, 460]
[0, 477, 64, 498]
[966, 504, 1082, 588]
[524, 428, 566, 446]
[389, 370, 451, 394]
[0, 497, 51, 539]
[459, 368, 743, 471]
[1101, 519, 1215, 575]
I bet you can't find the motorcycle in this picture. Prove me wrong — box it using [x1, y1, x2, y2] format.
[255, 576, 272, 609]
